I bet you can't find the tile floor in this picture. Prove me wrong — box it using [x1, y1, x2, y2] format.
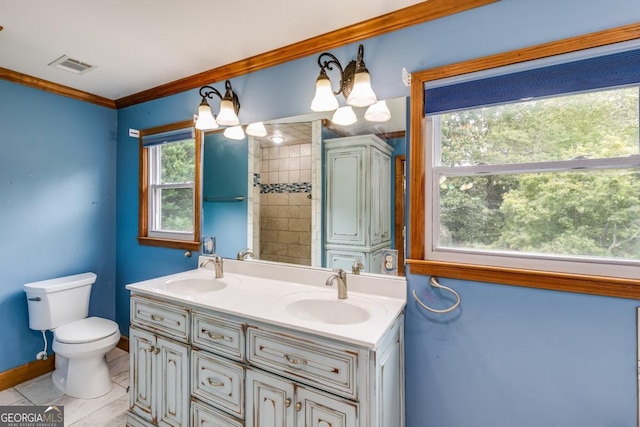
[0, 347, 130, 427]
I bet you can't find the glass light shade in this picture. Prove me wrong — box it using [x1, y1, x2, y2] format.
[224, 125, 245, 140]
[311, 76, 339, 112]
[195, 102, 219, 130]
[246, 122, 267, 137]
[216, 99, 240, 126]
[331, 106, 357, 126]
[364, 100, 391, 122]
[346, 71, 377, 108]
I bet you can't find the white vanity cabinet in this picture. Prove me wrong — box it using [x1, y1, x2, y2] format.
[128, 296, 190, 427]
[126, 281, 405, 427]
[324, 134, 393, 273]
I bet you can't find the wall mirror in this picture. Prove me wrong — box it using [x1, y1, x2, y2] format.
[202, 96, 407, 276]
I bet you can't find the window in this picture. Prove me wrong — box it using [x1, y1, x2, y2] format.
[427, 87, 640, 279]
[138, 120, 201, 250]
[408, 28, 640, 296]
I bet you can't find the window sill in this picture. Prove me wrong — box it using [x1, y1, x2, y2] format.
[138, 236, 200, 251]
[406, 259, 640, 299]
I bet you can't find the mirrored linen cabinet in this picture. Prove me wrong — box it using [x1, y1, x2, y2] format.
[324, 134, 393, 274]
[125, 293, 404, 427]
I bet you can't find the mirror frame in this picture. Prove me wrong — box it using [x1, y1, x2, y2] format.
[407, 22, 640, 299]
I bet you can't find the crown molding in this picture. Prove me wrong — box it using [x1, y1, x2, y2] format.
[0, 67, 116, 109]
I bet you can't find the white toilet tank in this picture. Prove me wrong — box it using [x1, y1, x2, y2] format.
[24, 272, 97, 331]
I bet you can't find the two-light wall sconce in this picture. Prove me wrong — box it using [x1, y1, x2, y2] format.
[194, 80, 267, 140]
[310, 44, 390, 126]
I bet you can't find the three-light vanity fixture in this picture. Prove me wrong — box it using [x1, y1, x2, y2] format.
[310, 44, 390, 126]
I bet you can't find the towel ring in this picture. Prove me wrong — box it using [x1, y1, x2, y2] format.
[412, 277, 461, 314]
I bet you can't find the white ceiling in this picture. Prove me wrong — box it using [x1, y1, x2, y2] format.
[0, 0, 424, 100]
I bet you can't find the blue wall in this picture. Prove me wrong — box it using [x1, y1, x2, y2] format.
[113, 0, 640, 425]
[202, 131, 248, 259]
[0, 80, 117, 371]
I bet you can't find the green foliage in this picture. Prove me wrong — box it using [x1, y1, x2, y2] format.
[161, 139, 195, 184]
[157, 139, 195, 232]
[438, 87, 640, 260]
[161, 188, 194, 232]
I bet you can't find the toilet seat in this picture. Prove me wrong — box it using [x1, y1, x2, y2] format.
[55, 317, 119, 344]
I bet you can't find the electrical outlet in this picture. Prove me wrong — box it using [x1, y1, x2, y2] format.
[381, 249, 399, 275]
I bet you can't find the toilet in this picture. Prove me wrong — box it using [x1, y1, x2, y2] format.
[24, 272, 120, 399]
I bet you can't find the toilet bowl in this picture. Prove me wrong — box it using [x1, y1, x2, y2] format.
[51, 317, 121, 399]
[24, 273, 121, 399]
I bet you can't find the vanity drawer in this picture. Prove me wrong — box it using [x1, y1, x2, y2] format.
[192, 350, 245, 419]
[192, 311, 245, 361]
[130, 296, 190, 342]
[246, 327, 358, 399]
[191, 399, 244, 427]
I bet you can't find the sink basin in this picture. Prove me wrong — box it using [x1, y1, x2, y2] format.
[282, 292, 386, 325]
[158, 275, 237, 294]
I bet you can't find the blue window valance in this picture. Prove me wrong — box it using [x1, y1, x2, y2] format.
[142, 128, 194, 147]
[424, 48, 640, 115]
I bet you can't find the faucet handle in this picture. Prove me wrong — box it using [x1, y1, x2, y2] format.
[237, 248, 254, 260]
[351, 259, 364, 275]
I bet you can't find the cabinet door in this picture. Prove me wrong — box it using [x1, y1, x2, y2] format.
[246, 369, 295, 427]
[129, 327, 156, 423]
[374, 323, 404, 427]
[371, 148, 391, 246]
[296, 386, 358, 427]
[156, 336, 189, 427]
[325, 147, 366, 246]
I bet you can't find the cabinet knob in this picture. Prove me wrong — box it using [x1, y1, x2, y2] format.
[147, 345, 155, 353]
[284, 398, 291, 408]
[295, 402, 302, 412]
[153, 347, 160, 355]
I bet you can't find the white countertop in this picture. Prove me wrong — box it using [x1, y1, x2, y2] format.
[126, 257, 406, 349]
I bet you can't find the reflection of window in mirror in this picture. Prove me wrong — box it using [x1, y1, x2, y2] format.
[138, 120, 201, 251]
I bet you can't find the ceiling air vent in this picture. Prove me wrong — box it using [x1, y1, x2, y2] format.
[48, 55, 96, 75]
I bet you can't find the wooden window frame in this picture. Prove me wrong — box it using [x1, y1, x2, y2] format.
[408, 22, 640, 299]
[138, 120, 202, 251]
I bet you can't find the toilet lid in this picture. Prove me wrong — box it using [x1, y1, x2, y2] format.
[55, 317, 119, 344]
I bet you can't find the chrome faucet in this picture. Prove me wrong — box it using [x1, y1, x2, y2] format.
[237, 248, 254, 261]
[326, 269, 348, 299]
[200, 255, 224, 278]
[352, 259, 364, 275]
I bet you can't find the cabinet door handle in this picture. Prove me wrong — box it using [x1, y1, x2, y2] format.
[207, 378, 224, 387]
[203, 330, 225, 340]
[284, 354, 307, 365]
[295, 402, 302, 412]
[151, 314, 164, 321]
[153, 347, 160, 355]
[284, 398, 292, 408]
[147, 345, 155, 353]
